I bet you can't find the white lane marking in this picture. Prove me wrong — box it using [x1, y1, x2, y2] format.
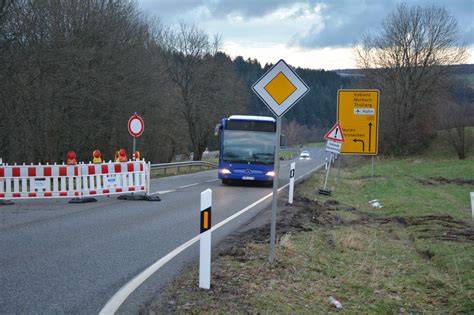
[100, 163, 325, 315]
[178, 183, 200, 189]
[99, 235, 201, 315]
[149, 190, 175, 195]
[205, 179, 220, 183]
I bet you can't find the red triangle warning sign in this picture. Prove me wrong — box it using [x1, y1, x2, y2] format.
[324, 122, 345, 142]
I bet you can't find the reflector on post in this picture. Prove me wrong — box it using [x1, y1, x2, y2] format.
[199, 189, 212, 289]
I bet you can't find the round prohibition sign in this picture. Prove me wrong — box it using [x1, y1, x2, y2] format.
[128, 114, 144, 137]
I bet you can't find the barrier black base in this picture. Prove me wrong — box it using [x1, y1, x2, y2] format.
[68, 197, 97, 204]
[0, 200, 14, 206]
[318, 188, 331, 196]
[117, 194, 161, 201]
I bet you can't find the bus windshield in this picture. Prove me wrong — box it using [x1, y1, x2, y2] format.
[222, 130, 275, 165]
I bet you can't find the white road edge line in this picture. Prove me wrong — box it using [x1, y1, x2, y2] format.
[178, 183, 200, 189]
[205, 179, 220, 183]
[99, 163, 325, 315]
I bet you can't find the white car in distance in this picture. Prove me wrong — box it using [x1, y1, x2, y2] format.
[299, 150, 310, 159]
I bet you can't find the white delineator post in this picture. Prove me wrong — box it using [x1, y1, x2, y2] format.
[289, 162, 295, 204]
[318, 153, 333, 195]
[471, 192, 474, 222]
[199, 189, 212, 289]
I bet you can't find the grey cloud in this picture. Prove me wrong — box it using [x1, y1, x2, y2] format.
[206, 0, 311, 18]
[140, 0, 319, 20]
[294, 1, 389, 48]
[139, 0, 206, 20]
[139, 0, 474, 47]
[293, 0, 474, 48]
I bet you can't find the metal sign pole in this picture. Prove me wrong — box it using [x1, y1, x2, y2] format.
[371, 156, 374, 179]
[269, 116, 281, 262]
[133, 137, 136, 158]
[318, 153, 333, 195]
[132, 112, 137, 157]
[323, 153, 333, 189]
[470, 192, 473, 222]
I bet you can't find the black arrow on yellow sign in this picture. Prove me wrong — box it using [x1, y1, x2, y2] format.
[354, 139, 365, 151]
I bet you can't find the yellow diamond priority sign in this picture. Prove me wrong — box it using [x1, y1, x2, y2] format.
[252, 60, 309, 117]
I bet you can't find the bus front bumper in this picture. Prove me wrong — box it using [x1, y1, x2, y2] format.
[218, 168, 274, 182]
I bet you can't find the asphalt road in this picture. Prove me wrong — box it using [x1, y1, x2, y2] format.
[0, 147, 328, 314]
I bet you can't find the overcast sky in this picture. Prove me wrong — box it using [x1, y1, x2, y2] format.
[138, 0, 474, 70]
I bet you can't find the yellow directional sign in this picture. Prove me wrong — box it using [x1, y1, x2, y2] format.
[337, 89, 379, 155]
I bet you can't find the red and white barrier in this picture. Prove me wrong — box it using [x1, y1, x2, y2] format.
[0, 160, 149, 200]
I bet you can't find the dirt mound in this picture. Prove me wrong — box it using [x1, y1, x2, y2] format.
[417, 176, 474, 186]
[219, 198, 474, 262]
[354, 175, 386, 180]
[218, 196, 354, 259]
[376, 215, 474, 242]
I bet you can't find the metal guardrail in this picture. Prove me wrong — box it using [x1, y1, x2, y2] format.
[150, 161, 217, 175]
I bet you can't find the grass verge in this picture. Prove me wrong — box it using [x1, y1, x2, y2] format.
[146, 148, 473, 313]
[306, 142, 326, 148]
[280, 150, 297, 160]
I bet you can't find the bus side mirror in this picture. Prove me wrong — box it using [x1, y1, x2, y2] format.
[214, 123, 222, 136]
[280, 134, 287, 147]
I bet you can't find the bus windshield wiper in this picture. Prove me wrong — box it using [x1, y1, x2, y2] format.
[224, 159, 249, 164]
[248, 159, 273, 165]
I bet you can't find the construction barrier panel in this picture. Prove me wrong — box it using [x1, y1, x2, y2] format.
[0, 160, 149, 200]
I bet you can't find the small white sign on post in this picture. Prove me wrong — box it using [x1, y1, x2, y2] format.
[289, 162, 295, 204]
[128, 114, 144, 137]
[128, 113, 145, 159]
[199, 189, 212, 289]
[326, 140, 342, 154]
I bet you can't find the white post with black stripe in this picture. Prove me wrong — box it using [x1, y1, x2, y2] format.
[199, 189, 212, 289]
[289, 162, 295, 204]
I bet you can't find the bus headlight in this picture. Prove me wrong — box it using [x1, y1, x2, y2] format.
[266, 171, 276, 177]
[219, 168, 231, 174]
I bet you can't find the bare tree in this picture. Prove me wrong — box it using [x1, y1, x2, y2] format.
[282, 120, 305, 146]
[0, 0, 174, 163]
[356, 3, 468, 154]
[442, 102, 473, 159]
[0, 2, 246, 164]
[439, 79, 474, 159]
[162, 23, 246, 160]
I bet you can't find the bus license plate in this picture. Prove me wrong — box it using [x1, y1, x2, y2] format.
[242, 176, 255, 180]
